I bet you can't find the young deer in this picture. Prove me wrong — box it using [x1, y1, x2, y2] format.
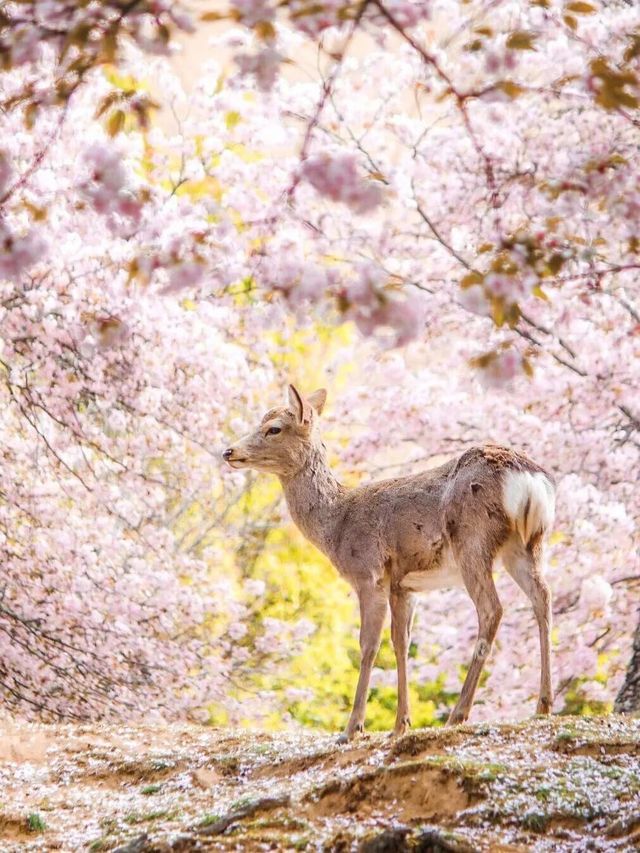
[223, 385, 556, 741]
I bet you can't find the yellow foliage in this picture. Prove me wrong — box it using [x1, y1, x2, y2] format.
[225, 110, 242, 129]
[176, 176, 224, 202]
[548, 530, 567, 545]
[103, 68, 149, 93]
[226, 142, 264, 163]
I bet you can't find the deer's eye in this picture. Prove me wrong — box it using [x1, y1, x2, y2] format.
[266, 426, 281, 436]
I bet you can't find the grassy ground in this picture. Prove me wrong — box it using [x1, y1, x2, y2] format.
[0, 715, 638, 851]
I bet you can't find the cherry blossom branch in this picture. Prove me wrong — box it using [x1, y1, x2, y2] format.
[286, 0, 371, 203]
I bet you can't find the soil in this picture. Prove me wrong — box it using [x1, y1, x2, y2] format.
[0, 715, 638, 852]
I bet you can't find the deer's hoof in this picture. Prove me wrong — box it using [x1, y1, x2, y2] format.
[337, 723, 363, 744]
[390, 718, 411, 738]
[536, 697, 552, 715]
[446, 709, 468, 727]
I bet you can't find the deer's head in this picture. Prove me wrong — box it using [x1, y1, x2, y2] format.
[223, 384, 327, 477]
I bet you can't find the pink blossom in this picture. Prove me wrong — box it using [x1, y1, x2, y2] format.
[245, 579, 266, 597]
[342, 263, 422, 345]
[381, 0, 431, 28]
[8, 25, 42, 65]
[163, 261, 205, 295]
[232, 0, 275, 27]
[287, 0, 342, 37]
[484, 273, 512, 298]
[235, 47, 283, 92]
[83, 143, 126, 193]
[459, 284, 491, 317]
[478, 349, 524, 389]
[292, 618, 316, 641]
[228, 621, 248, 640]
[301, 152, 383, 214]
[0, 225, 47, 281]
[345, 261, 385, 305]
[580, 576, 613, 614]
[352, 296, 423, 347]
[80, 143, 141, 222]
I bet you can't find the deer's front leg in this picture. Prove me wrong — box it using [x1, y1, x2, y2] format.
[338, 584, 387, 743]
[390, 589, 416, 737]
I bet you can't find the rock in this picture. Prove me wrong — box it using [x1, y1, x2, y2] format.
[358, 827, 411, 852]
[113, 834, 149, 853]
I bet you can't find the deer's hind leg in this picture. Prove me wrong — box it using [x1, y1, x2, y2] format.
[501, 533, 553, 714]
[447, 543, 503, 726]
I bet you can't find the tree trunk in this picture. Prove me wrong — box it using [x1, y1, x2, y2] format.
[615, 613, 640, 714]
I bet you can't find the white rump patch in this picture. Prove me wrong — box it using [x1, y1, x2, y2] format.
[503, 470, 555, 544]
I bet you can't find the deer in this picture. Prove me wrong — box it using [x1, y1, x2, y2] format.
[223, 384, 556, 742]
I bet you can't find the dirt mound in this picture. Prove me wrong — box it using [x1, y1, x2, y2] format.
[306, 760, 471, 822]
[0, 716, 637, 851]
[0, 720, 54, 764]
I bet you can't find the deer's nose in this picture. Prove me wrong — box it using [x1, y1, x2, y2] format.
[222, 448, 233, 461]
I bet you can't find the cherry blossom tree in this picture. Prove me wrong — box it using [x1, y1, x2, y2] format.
[0, 0, 638, 719]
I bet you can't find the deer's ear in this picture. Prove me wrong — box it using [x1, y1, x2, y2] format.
[288, 384, 311, 425]
[307, 388, 327, 415]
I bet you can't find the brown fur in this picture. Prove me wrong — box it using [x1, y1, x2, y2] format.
[224, 386, 556, 739]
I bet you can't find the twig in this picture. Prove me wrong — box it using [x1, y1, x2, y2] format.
[196, 794, 291, 836]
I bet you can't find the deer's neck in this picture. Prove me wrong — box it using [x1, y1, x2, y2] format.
[280, 444, 345, 556]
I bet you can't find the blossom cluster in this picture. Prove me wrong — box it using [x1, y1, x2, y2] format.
[301, 152, 384, 214]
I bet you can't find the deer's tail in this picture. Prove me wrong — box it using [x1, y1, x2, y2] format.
[502, 469, 555, 548]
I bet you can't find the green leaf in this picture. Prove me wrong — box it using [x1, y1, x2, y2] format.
[589, 58, 639, 110]
[95, 91, 119, 119]
[623, 34, 640, 63]
[254, 20, 276, 40]
[506, 31, 537, 50]
[291, 4, 326, 21]
[24, 201, 47, 222]
[461, 271, 484, 289]
[99, 32, 117, 65]
[107, 109, 125, 137]
[24, 102, 38, 130]
[225, 110, 242, 130]
[469, 350, 496, 369]
[566, 1, 597, 13]
[546, 253, 565, 275]
[497, 80, 525, 99]
[505, 301, 521, 328]
[491, 297, 506, 327]
[533, 284, 550, 301]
